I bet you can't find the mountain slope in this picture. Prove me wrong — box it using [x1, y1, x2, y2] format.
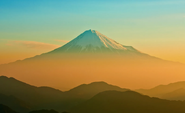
[65, 81, 128, 99]
[36, 81, 128, 111]
[0, 76, 64, 110]
[59, 82, 128, 111]
[0, 104, 18, 113]
[70, 90, 185, 113]
[29, 109, 59, 113]
[136, 81, 185, 100]
[0, 30, 184, 90]
[0, 93, 30, 113]
[161, 88, 185, 100]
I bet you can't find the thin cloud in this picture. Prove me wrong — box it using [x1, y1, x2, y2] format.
[55, 39, 69, 43]
[6, 40, 60, 50]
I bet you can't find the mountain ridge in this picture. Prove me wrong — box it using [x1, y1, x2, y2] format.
[70, 90, 185, 113]
[136, 81, 185, 100]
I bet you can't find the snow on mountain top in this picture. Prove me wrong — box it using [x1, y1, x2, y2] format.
[65, 29, 127, 50]
[50, 29, 140, 53]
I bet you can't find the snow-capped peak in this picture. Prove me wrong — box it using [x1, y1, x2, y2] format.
[65, 29, 127, 50]
[52, 29, 139, 53]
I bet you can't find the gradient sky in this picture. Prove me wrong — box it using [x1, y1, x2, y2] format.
[0, 0, 185, 64]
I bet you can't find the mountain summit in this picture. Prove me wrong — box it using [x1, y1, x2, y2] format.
[49, 29, 139, 53]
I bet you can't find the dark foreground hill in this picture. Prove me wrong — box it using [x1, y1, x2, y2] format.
[70, 90, 185, 113]
[29, 109, 59, 113]
[2, 75, 185, 113]
[0, 76, 64, 107]
[0, 104, 18, 113]
[0, 76, 128, 112]
[0, 93, 30, 113]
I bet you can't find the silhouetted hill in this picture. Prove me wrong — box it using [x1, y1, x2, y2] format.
[136, 81, 185, 100]
[0, 76, 64, 111]
[161, 88, 185, 100]
[29, 109, 59, 113]
[0, 104, 18, 113]
[57, 81, 128, 111]
[0, 76, 129, 112]
[0, 93, 30, 113]
[65, 81, 128, 99]
[70, 90, 185, 113]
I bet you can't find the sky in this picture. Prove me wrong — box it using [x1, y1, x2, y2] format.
[0, 0, 185, 64]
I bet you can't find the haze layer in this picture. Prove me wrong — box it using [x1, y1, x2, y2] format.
[0, 30, 184, 90]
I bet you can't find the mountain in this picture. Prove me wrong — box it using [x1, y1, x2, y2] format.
[45, 29, 140, 53]
[12, 29, 158, 62]
[0, 29, 184, 90]
[70, 90, 185, 113]
[0, 104, 18, 113]
[0, 93, 30, 113]
[136, 81, 185, 100]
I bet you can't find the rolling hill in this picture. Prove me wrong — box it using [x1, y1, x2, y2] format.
[137, 81, 185, 100]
